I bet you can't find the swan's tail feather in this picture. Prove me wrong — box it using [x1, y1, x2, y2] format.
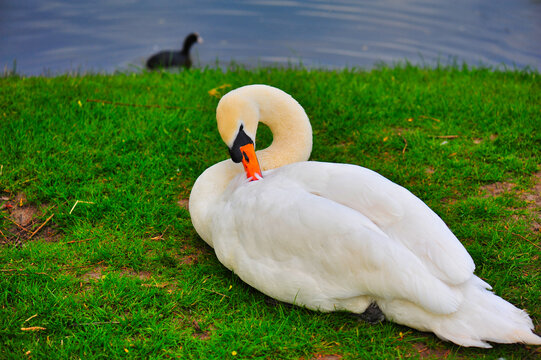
[377, 276, 541, 348]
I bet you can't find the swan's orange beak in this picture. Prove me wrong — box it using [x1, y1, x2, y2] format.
[228, 124, 262, 181]
[239, 143, 262, 181]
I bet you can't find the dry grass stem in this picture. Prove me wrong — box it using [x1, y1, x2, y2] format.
[398, 132, 408, 154]
[24, 314, 38, 323]
[66, 238, 93, 245]
[3, 215, 30, 232]
[28, 213, 54, 240]
[0, 229, 9, 242]
[21, 327, 46, 331]
[201, 288, 229, 298]
[434, 135, 459, 139]
[512, 232, 541, 250]
[69, 200, 95, 214]
[419, 115, 441, 122]
[150, 225, 170, 241]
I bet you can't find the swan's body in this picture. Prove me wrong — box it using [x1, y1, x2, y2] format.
[189, 84, 541, 348]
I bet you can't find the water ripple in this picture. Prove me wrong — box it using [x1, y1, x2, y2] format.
[0, 0, 539, 75]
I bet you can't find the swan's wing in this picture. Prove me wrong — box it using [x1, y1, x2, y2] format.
[275, 162, 475, 285]
[211, 174, 463, 315]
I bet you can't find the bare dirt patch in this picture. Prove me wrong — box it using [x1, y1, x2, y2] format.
[191, 320, 214, 340]
[480, 180, 516, 197]
[425, 167, 435, 175]
[409, 342, 455, 359]
[480, 172, 541, 206]
[175, 244, 211, 265]
[441, 197, 457, 205]
[175, 254, 199, 266]
[79, 266, 178, 292]
[523, 171, 541, 208]
[170, 316, 215, 340]
[1, 192, 59, 246]
[81, 266, 105, 281]
[304, 354, 342, 360]
[480, 171, 541, 234]
[177, 198, 189, 210]
[120, 268, 153, 280]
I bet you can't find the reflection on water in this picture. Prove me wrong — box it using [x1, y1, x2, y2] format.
[0, 0, 540, 75]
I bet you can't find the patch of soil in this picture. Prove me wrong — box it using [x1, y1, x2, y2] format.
[170, 316, 214, 340]
[480, 181, 516, 197]
[191, 320, 214, 340]
[481, 171, 541, 205]
[410, 342, 453, 359]
[120, 268, 152, 280]
[480, 171, 541, 233]
[441, 197, 457, 205]
[0, 192, 59, 246]
[425, 167, 435, 175]
[523, 171, 541, 208]
[304, 354, 342, 360]
[174, 254, 199, 266]
[10, 201, 35, 227]
[470, 134, 500, 145]
[81, 266, 105, 281]
[80, 266, 177, 292]
[177, 198, 189, 210]
[175, 244, 211, 266]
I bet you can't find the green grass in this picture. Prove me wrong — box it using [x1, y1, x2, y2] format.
[1, 66, 540, 359]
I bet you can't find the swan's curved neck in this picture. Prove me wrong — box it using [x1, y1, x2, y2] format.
[237, 85, 313, 171]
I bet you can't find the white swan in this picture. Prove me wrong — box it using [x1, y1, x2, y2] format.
[189, 84, 541, 348]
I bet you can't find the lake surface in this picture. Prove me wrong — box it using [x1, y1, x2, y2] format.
[1, 0, 540, 76]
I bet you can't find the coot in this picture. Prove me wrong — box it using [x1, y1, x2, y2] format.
[146, 33, 203, 70]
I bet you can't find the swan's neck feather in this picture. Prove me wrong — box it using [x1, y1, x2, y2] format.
[189, 160, 243, 247]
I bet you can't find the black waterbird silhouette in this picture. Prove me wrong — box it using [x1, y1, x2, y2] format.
[146, 32, 203, 70]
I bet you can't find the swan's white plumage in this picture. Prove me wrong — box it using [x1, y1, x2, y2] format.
[189, 84, 541, 348]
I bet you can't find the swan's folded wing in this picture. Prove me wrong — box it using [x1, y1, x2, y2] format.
[211, 174, 463, 315]
[278, 162, 475, 285]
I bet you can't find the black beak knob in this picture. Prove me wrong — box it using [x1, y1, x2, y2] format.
[229, 124, 253, 163]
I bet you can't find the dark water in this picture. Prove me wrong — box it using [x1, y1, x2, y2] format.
[1, 0, 540, 76]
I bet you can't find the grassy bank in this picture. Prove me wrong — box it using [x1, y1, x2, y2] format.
[1, 66, 540, 359]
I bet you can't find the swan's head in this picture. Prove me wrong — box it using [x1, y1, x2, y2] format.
[215, 84, 313, 179]
[216, 91, 259, 156]
[216, 88, 262, 179]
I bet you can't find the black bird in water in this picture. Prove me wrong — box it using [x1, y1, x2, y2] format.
[146, 33, 203, 70]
